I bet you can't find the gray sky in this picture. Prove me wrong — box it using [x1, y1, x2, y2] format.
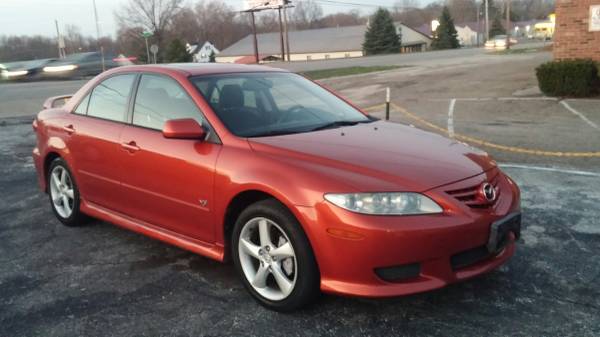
[0, 0, 435, 38]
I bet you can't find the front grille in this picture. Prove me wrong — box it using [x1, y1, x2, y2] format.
[446, 172, 500, 208]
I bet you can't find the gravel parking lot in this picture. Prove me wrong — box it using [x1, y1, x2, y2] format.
[1, 49, 600, 336]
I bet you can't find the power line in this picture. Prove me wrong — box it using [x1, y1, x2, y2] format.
[297, 0, 420, 11]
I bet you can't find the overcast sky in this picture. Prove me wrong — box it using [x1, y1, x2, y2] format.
[0, 0, 435, 38]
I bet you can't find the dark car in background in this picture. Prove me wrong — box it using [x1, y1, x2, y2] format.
[0, 59, 56, 81]
[42, 52, 133, 79]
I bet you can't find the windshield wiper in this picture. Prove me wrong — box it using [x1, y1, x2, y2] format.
[309, 120, 371, 132]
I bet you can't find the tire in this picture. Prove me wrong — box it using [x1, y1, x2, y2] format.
[47, 157, 89, 227]
[232, 198, 320, 312]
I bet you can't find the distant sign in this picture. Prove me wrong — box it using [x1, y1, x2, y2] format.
[243, 0, 284, 11]
[591, 5, 600, 32]
[150, 44, 159, 54]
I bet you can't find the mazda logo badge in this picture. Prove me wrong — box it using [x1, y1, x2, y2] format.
[482, 183, 497, 202]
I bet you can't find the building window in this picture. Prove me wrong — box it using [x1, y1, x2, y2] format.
[307, 55, 312, 61]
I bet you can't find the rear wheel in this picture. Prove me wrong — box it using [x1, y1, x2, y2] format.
[47, 158, 88, 226]
[232, 199, 320, 312]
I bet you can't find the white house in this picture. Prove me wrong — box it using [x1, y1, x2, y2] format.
[186, 41, 219, 63]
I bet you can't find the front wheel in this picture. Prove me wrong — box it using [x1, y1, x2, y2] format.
[232, 199, 320, 312]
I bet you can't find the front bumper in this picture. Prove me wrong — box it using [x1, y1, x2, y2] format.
[298, 169, 521, 298]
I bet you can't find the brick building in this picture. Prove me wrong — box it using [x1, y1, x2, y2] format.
[554, 0, 600, 61]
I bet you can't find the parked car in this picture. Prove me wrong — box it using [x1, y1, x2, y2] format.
[42, 52, 133, 79]
[485, 35, 518, 50]
[33, 64, 521, 311]
[0, 58, 56, 81]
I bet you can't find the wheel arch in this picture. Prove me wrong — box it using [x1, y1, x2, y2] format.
[43, 151, 62, 192]
[220, 188, 316, 263]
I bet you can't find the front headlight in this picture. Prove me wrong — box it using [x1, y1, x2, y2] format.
[324, 192, 443, 215]
[43, 64, 78, 72]
[6, 70, 28, 77]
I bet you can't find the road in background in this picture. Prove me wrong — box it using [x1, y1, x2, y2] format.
[0, 80, 86, 118]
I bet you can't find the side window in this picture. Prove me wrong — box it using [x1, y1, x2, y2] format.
[74, 93, 90, 115]
[87, 74, 136, 122]
[133, 74, 204, 130]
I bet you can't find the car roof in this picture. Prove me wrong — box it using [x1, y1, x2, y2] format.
[113, 63, 289, 77]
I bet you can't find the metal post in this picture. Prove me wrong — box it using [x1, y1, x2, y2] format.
[385, 87, 391, 121]
[278, 7, 285, 61]
[283, 4, 291, 61]
[250, 11, 259, 64]
[485, 0, 489, 41]
[506, 0, 511, 50]
[145, 37, 150, 64]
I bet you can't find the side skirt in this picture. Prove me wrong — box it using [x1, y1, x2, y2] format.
[80, 199, 225, 262]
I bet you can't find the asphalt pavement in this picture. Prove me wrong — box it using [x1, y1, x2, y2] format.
[1, 119, 599, 336]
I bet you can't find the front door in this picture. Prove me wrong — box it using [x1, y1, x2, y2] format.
[117, 73, 221, 243]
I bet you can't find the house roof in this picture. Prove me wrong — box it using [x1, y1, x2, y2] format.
[218, 23, 431, 57]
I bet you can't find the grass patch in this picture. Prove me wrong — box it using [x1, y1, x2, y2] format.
[301, 65, 406, 80]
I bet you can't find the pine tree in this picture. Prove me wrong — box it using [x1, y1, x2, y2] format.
[165, 38, 192, 63]
[209, 50, 216, 63]
[362, 8, 401, 55]
[489, 16, 506, 37]
[431, 6, 460, 50]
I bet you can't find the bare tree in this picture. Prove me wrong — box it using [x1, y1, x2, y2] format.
[115, 0, 184, 59]
[447, 0, 478, 23]
[318, 10, 365, 28]
[291, 0, 324, 29]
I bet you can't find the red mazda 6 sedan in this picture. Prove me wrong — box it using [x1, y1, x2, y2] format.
[32, 64, 521, 311]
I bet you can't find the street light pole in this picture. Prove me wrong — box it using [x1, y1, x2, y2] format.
[92, 0, 105, 72]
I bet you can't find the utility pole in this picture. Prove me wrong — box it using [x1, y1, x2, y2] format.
[250, 11, 259, 64]
[505, 0, 511, 50]
[476, 3, 481, 47]
[283, 1, 291, 61]
[92, 0, 105, 72]
[485, 0, 489, 41]
[278, 7, 285, 61]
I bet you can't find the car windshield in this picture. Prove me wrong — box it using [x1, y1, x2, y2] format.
[190, 72, 372, 137]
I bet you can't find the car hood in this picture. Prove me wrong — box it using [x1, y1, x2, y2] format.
[248, 121, 496, 192]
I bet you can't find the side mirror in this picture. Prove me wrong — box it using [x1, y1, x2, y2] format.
[162, 118, 206, 140]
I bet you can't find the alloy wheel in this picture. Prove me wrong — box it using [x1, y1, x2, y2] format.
[49, 165, 75, 218]
[238, 217, 297, 301]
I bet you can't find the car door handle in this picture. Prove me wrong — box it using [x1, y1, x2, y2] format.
[121, 141, 140, 152]
[62, 124, 75, 134]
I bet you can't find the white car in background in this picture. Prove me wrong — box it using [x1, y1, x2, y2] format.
[485, 35, 518, 50]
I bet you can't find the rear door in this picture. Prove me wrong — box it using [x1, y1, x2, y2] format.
[67, 73, 136, 211]
[118, 73, 221, 242]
